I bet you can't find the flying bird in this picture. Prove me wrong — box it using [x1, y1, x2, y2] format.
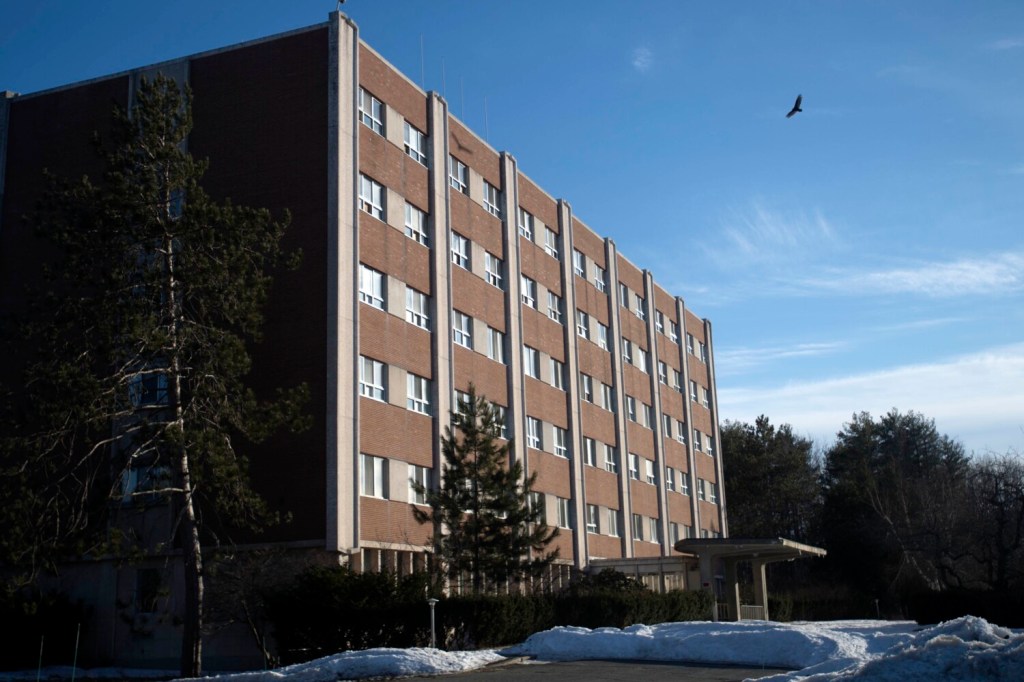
[786, 94, 803, 118]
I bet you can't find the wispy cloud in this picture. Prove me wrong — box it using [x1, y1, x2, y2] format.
[631, 46, 653, 73]
[718, 343, 1024, 454]
[800, 252, 1024, 298]
[715, 342, 845, 375]
[986, 37, 1024, 51]
[706, 202, 843, 269]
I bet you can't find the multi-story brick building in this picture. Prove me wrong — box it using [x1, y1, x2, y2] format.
[0, 12, 727, 666]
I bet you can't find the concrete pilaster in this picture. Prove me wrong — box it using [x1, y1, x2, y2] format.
[605, 240, 634, 555]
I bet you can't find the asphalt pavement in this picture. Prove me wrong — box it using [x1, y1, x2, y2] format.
[441, 658, 791, 682]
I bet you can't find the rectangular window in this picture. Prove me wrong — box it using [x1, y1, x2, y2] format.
[407, 374, 432, 415]
[634, 293, 646, 320]
[359, 264, 385, 309]
[527, 416, 542, 449]
[573, 249, 586, 278]
[699, 342, 708, 363]
[594, 265, 607, 292]
[655, 311, 665, 334]
[709, 481, 718, 504]
[523, 346, 540, 378]
[619, 283, 630, 309]
[404, 203, 429, 246]
[636, 347, 648, 373]
[451, 232, 470, 269]
[453, 310, 472, 348]
[586, 504, 599, 534]
[628, 452, 640, 480]
[576, 310, 589, 339]
[405, 287, 430, 330]
[557, 497, 572, 529]
[670, 522, 681, 545]
[658, 361, 668, 384]
[626, 396, 637, 423]
[669, 320, 680, 343]
[604, 444, 619, 473]
[550, 358, 565, 390]
[666, 466, 677, 492]
[553, 426, 568, 458]
[485, 252, 504, 289]
[454, 389, 471, 413]
[601, 383, 615, 412]
[662, 413, 672, 438]
[580, 373, 594, 402]
[687, 333, 696, 355]
[359, 174, 385, 219]
[698, 478, 707, 501]
[547, 291, 563, 323]
[449, 156, 468, 194]
[693, 429, 703, 451]
[410, 465, 430, 505]
[632, 513, 644, 541]
[642, 403, 653, 429]
[403, 122, 428, 164]
[360, 454, 388, 498]
[487, 327, 505, 364]
[521, 275, 537, 308]
[530, 492, 545, 525]
[707, 435, 716, 457]
[359, 88, 384, 134]
[607, 509, 620, 537]
[128, 371, 168, 407]
[689, 380, 698, 402]
[494, 404, 509, 440]
[676, 419, 687, 444]
[649, 517, 661, 543]
[681, 472, 691, 496]
[701, 386, 710, 408]
[544, 227, 559, 260]
[359, 356, 386, 401]
[518, 207, 535, 240]
[583, 437, 597, 466]
[622, 338, 633, 364]
[672, 369, 683, 391]
[483, 180, 502, 217]
[596, 322, 609, 351]
[645, 458, 656, 485]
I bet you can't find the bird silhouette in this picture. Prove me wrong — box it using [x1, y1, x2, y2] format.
[786, 94, 803, 118]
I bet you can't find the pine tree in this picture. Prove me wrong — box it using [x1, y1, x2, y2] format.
[413, 385, 558, 594]
[5, 74, 308, 675]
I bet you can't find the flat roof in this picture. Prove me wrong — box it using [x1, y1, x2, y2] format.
[674, 537, 826, 563]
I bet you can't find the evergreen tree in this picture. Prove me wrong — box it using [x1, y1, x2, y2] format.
[413, 385, 558, 594]
[3, 75, 307, 676]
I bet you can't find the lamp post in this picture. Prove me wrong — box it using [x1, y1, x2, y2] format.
[427, 598, 439, 649]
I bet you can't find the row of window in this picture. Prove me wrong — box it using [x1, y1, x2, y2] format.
[358, 356, 432, 415]
[518, 208, 561, 261]
[359, 87, 428, 165]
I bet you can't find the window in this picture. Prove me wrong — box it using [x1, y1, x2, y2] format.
[628, 453, 640, 480]
[649, 517, 661, 543]
[407, 374, 432, 415]
[550, 358, 565, 390]
[622, 338, 633, 364]
[523, 346, 540, 378]
[658, 361, 667, 384]
[669, 320, 680, 343]
[454, 389, 471, 413]
[359, 356, 386, 401]
[530, 492, 546, 525]
[641, 403, 653, 428]
[521, 275, 537, 308]
[626, 395, 638, 422]
[359, 174, 384, 219]
[547, 291, 563, 323]
[553, 426, 568, 458]
[632, 513, 644, 541]
[586, 504, 599, 533]
[527, 416, 542, 449]
[358, 88, 384, 134]
[670, 522, 681, 544]
[698, 478, 707, 501]
[687, 333, 696, 355]
[451, 232, 470, 269]
[544, 227, 559, 260]
[403, 122, 428, 164]
[636, 347, 648, 373]
[576, 310, 590, 339]
[580, 373, 594, 402]
[453, 310, 472, 348]
[634, 293, 646, 320]
[410, 465, 430, 505]
[600, 383, 615, 411]
[666, 466, 677, 492]
[604, 444, 619, 473]
[645, 458, 657, 485]
[135, 568, 162, 613]
[689, 380, 698, 402]
[607, 509, 620, 537]
[404, 203, 429, 246]
[709, 481, 719, 504]
[693, 429, 703, 451]
[676, 419, 687, 443]
[681, 471, 691, 496]
[596, 322, 609, 350]
[655, 311, 665, 334]
[359, 264, 385, 309]
[483, 180, 502, 217]
[583, 437, 597, 466]
[485, 252, 503, 289]
[557, 497, 572, 529]
[487, 327, 505, 363]
[360, 454, 388, 498]
[120, 464, 171, 505]
[494, 404, 509, 439]
[449, 155, 468, 194]
[662, 413, 672, 439]
[594, 265, 607, 292]
[699, 342, 708, 363]
[619, 283, 629, 308]
[707, 435, 716, 457]
[672, 369, 683, 391]
[518, 207, 535, 240]
[573, 249, 585, 278]
[405, 287, 430, 330]
[701, 386, 710, 408]
[128, 371, 168, 407]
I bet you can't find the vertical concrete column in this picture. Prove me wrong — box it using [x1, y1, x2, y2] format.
[605, 240, 634, 555]
[753, 560, 769, 620]
[705, 319, 728, 537]
[428, 92, 452, 475]
[501, 153, 527, 471]
[698, 553, 718, 621]
[326, 11, 360, 555]
[643, 271, 670, 553]
[559, 200, 588, 566]
[0, 91, 14, 227]
[724, 559, 741, 621]
[676, 297, 701, 537]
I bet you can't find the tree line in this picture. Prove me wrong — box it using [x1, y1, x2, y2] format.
[721, 411, 1024, 619]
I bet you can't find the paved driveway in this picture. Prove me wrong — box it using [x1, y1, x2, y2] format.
[442, 658, 790, 682]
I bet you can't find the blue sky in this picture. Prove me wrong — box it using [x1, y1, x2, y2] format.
[3, 1, 1022, 455]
